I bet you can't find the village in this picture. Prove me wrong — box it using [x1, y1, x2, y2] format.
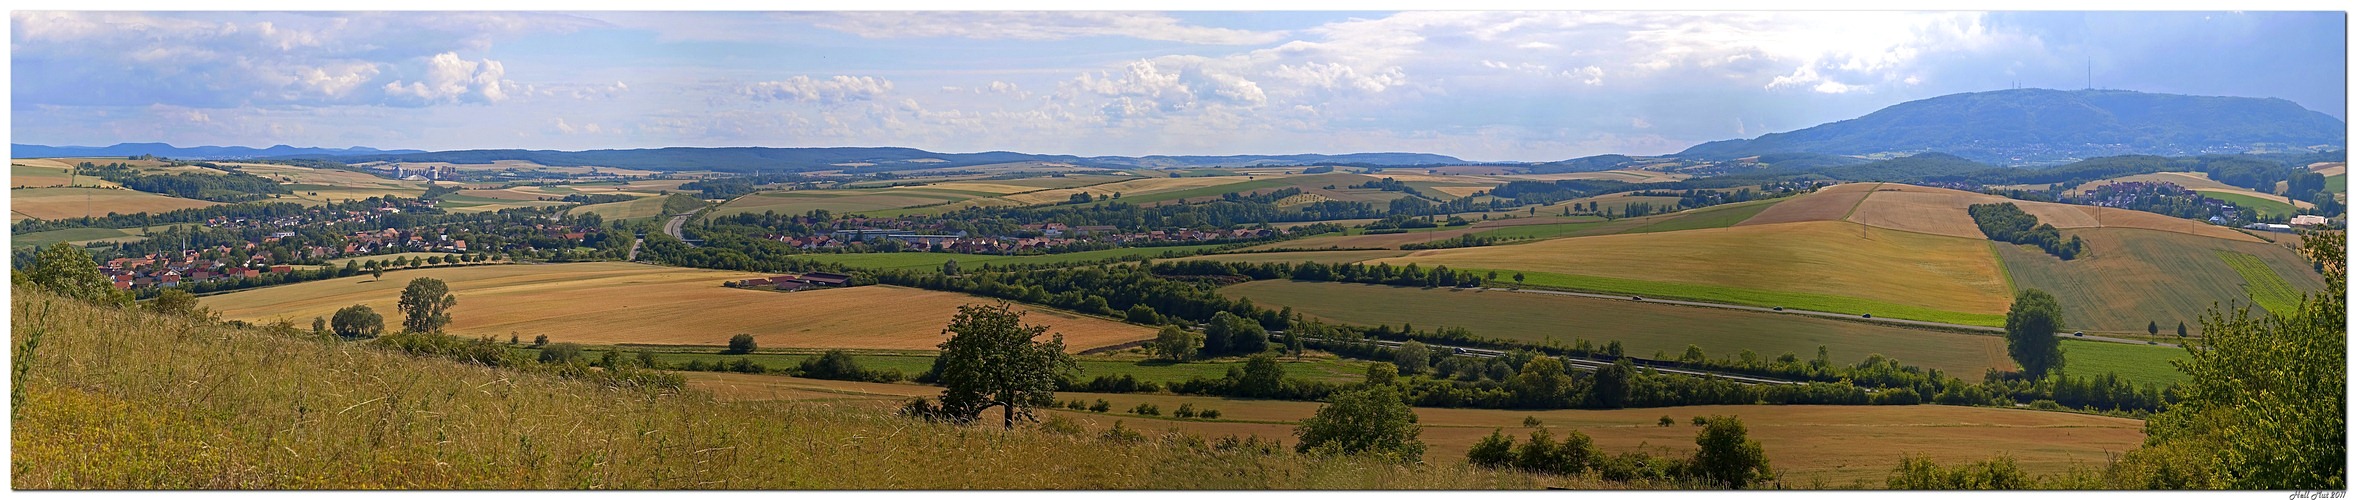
[758, 222, 1282, 253]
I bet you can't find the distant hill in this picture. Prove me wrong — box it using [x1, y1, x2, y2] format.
[1678, 89, 2348, 165]
[262, 147, 1464, 173]
[1523, 154, 1636, 174]
[12, 143, 424, 159]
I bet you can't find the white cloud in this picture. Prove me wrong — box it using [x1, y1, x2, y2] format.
[741, 76, 895, 104]
[795, 12, 1283, 45]
[383, 52, 512, 103]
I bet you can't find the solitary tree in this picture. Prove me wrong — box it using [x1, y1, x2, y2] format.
[330, 304, 386, 339]
[2004, 289, 2066, 378]
[1236, 353, 1286, 398]
[1146, 325, 1200, 361]
[1512, 272, 1526, 286]
[1692, 415, 1774, 488]
[1294, 385, 1425, 461]
[2149, 321, 2160, 335]
[934, 303, 1076, 429]
[397, 277, 457, 334]
[724, 333, 759, 354]
[2177, 322, 2188, 338]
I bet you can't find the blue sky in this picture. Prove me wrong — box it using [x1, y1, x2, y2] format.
[9, 10, 2346, 161]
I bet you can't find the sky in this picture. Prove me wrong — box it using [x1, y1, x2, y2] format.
[9, 10, 2348, 161]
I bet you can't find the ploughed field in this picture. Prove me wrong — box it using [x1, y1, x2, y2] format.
[198, 262, 1156, 352]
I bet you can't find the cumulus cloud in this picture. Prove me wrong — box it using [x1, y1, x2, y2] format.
[740, 76, 895, 104]
[383, 52, 512, 103]
[794, 12, 1283, 45]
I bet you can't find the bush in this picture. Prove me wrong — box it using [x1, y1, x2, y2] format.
[1088, 399, 1111, 413]
[1887, 454, 2031, 489]
[1173, 403, 1197, 418]
[539, 343, 585, 364]
[724, 333, 758, 354]
[1129, 403, 1162, 416]
[1691, 415, 1774, 489]
[1197, 409, 1221, 420]
[797, 349, 868, 381]
[1658, 416, 1675, 427]
[1467, 429, 1515, 468]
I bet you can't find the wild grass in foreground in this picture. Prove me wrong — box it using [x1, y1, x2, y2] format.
[10, 285, 1567, 489]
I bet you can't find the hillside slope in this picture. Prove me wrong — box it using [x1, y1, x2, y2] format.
[11, 287, 1547, 489]
[1680, 89, 2346, 164]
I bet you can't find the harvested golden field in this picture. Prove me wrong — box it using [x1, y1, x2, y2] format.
[2310, 162, 2346, 176]
[199, 262, 1154, 352]
[10, 187, 219, 221]
[1843, 184, 2258, 243]
[1736, 182, 1879, 227]
[997, 176, 1257, 205]
[1372, 220, 2014, 316]
[692, 373, 2145, 485]
[1499, 170, 1690, 182]
[362, 160, 660, 177]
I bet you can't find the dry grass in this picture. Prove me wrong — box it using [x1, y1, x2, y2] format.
[1737, 182, 1879, 227]
[1371, 220, 2015, 316]
[11, 161, 120, 188]
[691, 373, 2147, 485]
[198, 262, 1156, 352]
[15, 287, 1552, 489]
[10, 187, 219, 221]
[2309, 162, 2346, 176]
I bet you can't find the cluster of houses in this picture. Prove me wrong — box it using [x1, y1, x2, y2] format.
[725, 272, 854, 292]
[342, 228, 470, 254]
[102, 251, 293, 290]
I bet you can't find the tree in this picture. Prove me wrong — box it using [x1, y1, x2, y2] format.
[1285, 330, 1306, 360]
[146, 288, 209, 319]
[1364, 362, 1398, 385]
[1512, 272, 1526, 285]
[724, 333, 759, 354]
[933, 303, 1076, 429]
[532, 334, 549, 347]
[312, 316, 328, 336]
[1236, 354, 1286, 398]
[1692, 415, 1774, 489]
[1588, 362, 1632, 409]
[2119, 232, 2344, 489]
[27, 243, 123, 306]
[2004, 289, 2066, 378]
[941, 259, 961, 276]
[1124, 304, 1160, 324]
[1467, 429, 1515, 468]
[1510, 355, 1573, 407]
[1146, 325, 1200, 361]
[2149, 321, 2160, 335]
[1293, 385, 1424, 461]
[330, 304, 385, 339]
[397, 277, 458, 334]
[1204, 311, 1266, 355]
[1392, 340, 1430, 374]
[2177, 322, 2188, 338]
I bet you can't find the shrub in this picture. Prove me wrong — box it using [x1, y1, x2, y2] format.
[1089, 399, 1111, 413]
[1173, 403, 1198, 418]
[1129, 403, 1161, 416]
[724, 333, 758, 354]
[1467, 429, 1515, 468]
[539, 343, 585, 364]
[1658, 416, 1675, 427]
[1692, 415, 1774, 489]
[1197, 409, 1221, 420]
[1887, 454, 2031, 489]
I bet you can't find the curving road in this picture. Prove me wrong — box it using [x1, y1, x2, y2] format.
[1477, 287, 2178, 348]
[664, 207, 704, 247]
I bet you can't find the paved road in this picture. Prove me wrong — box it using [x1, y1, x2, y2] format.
[626, 237, 643, 261]
[1479, 287, 2178, 348]
[663, 207, 704, 247]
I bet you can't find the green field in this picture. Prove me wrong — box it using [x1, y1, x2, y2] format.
[1170, 249, 1410, 265]
[1623, 198, 1785, 234]
[574, 348, 1379, 385]
[2197, 191, 2298, 219]
[2061, 339, 2190, 386]
[798, 245, 1224, 271]
[713, 188, 991, 217]
[1994, 228, 2323, 333]
[566, 195, 668, 220]
[1475, 269, 2005, 327]
[1220, 280, 2012, 374]
[2327, 174, 2346, 194]
[2218, 250, 2306, 315]
[1464, 219, 1622, 241]
[11, 225, 189, 249]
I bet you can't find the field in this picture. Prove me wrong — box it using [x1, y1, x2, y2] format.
[991, 175, 1249, 205]
[690, 372, 2147, 485]
[23, 287, 1532, 489]
[1222, 280, 2010, 374]
[1371, 221, 2015, 323]
[711, 187, 997, 217]
[566, 195, 672, 220]
[2076, 172, 2313, 210]
[2217, 250, 2308, 315]
[799, 245, 1224, 271]
[1168, 250, 1411, 265]
[622, 349, 1380, 385]
[11, 159, 120, 188]
[1736, 182, 1878, 227]
[10, 187, 220, 221]
[356, 160, 662, 177]
[1840, 184, 2260, 243]
[198, 262, 1157, 352]
[1991, 227, 2324, 333]
[10, 225, 193, 249]
[1498, 170, 1689, 183]
[320, 252, 470, 267]
[1623, 198, 1786, 234]
[2060, 340, 2191, 386]
[2195, 191, 2300, 219]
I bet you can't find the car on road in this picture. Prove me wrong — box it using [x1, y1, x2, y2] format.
[1772, 306, 1783, 311]
[1631, 296, 1643, 301]
[2074, 331, 2084, 337]
[1453, 348, 1468, 355]
[1861, 313, 1872, 318]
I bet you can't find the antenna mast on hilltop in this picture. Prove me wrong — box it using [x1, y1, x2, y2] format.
[2085, 59, 2093, 90]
